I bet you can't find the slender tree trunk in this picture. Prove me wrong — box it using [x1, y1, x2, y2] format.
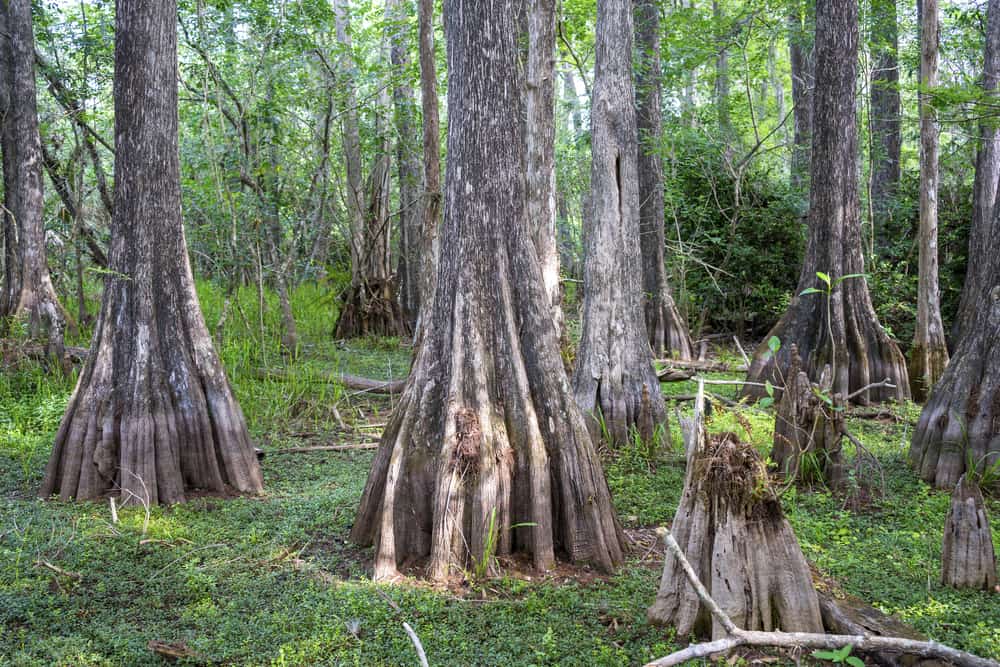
[333, 0, 407, 339]
[909, 0, 949, 401]
[42, 0, 263, 504]
[954, 0, 1000, 344]
[0, 0, 68, 350]
[713, 0, 732, 143]
[526, 0, 563, 333]
[742, 0, 909, 405]
[0, 6, 17, 318]
[788, 0, 814, 194]
[869, 0, 901, 245]
[573, 0, 667, 444]
[388, 0, 423, 331]
[415, 0, 441, 341]
[350, 0, 624, 582]
[636, 0, 693, 360]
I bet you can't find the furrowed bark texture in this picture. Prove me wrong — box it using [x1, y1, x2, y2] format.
[647, 432, 823, 638]
[41, 0, 263, 504]
[909, 0, 949, 401]
[869, 0, 901, 242]
[574, 0, 666, 444]
[526, 0, 563, 334]
[388, 0, 423, 330]
[415, 0, 441, 342]
[635, 0, 693, 360]
[954, 0, 1000, 344]
[911, 282, 1000, 488]
[743, 0, 909, 406]
[940, 475, 997, 590]
[350, 0, 625, 582]
[0, 1, 18, 318]
[0, 0, 67, 348]
[788, 0, 814, 194]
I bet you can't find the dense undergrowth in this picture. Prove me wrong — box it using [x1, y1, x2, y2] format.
[1, 283, 998, 666]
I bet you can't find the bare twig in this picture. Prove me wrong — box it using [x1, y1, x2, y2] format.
[646, 530, 1000, 667]
[34, 560, 82, 581]
[846, 377, 896, 402]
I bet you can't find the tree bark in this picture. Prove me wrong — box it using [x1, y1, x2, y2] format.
[909, 0, 949, 401]
[788, 0, 814, 194]
[388, 0, 423, 331]
[713, 0, 732, 143]
[526, 0, 563, 333]
[648, 430, 823, 638]
[910, 282, 1000, 488]
[0, 0, 68, 349]
[41, 0, 264, 504]
[635, 0, 692, 360]
[869, 0, 901, 244]
[954, 0, 1000, 344]
[573, 0, 666, 444]
[333, 0, 407, 340]
[742, 0, 909, 406]
[940, 474, 997, 590]
[415, 0, 441, 342]
[350, 0, 624, 582]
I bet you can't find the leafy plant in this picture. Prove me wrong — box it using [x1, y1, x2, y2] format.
[812, 644, 865, 667]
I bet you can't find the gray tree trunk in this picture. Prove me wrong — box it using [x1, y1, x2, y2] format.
[954, 0, 1000, 344]
[0, 0, 67, 349]
[909, 0, 949, 401]
[414, 0, 441, 342]
[869, 0, 901, 243]
[350, 0, 624, 581]
[388, 0, 423, 331]
[713, 0, 731, 142]
[742, 0, 909, 405]
[574, 0, 666, 444]
[42, 0, 263, 504]
[333, 0, 407, 339]
[526, 0, 562, 333]
[788, 0, 814, 194]
[635, 0, 692, 360]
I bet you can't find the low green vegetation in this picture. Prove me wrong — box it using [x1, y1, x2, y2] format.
[2, 285, 998, 666]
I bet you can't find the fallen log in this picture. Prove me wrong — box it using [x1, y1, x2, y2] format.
[252, 368, 407, 394]
[655, 358, 747, 373]
[268, 444, 379, 454]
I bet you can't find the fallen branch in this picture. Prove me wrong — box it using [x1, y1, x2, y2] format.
[34, 560, 82, 581]
[846, 377, 896, 402]
[645, 529, 1000, 667]
[253, 368, 407, 395]
[657, 369, 694, 382]
[403, 622, 430, 667]
[268, 444, 378, 454]
[655, 358, 747, 373]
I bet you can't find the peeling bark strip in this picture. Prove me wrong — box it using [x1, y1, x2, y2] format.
[635, 0, 692, 360]
[648, 432, 823, 638]
[743, 0, 909, 406]
[41, 0, 263, 505]
[350, 0, 624, 582]
[574, 0, 666, 444]
[0, 0, 68, 349]
[941, 475, 997, 590]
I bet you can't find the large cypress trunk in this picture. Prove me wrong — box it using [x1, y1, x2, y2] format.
[742, 0, 909, 405]
[41, 0, 264, 505]
[0, 0, 68, 348]
[350, 0, 625, 582]
[573, 0, 666, 444]
[909, 0, 949, 401]
[954, 0, 1000, 344]
[525, 0, 563, 333]
[910, 281, 1000, 488]
[869, 0, 901, 244]
[635, 0, 693, 360]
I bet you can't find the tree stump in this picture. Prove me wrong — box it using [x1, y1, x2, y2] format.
[772, 347, 846, 487]
[648, 429, 823, 638]
[941, 474, 998, 590]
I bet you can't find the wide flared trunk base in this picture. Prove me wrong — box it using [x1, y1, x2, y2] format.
[646, 298, 694, 361]
[334, 280, 410, 340]
[647, 432, 823, 637]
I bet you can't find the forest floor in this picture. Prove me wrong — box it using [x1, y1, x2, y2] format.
[1, 283, 999, 666]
